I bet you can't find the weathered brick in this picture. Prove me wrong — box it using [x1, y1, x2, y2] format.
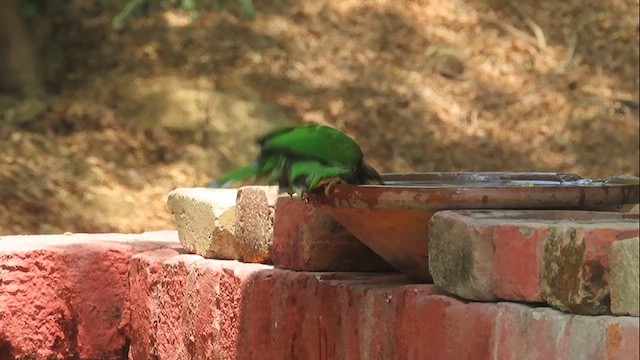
[608, 237, 639, 316]
[128, 248, 183, 360]
[184, 258, 227, 360]
[492, 304, 639, 360]
[298, 273, 388, 360]
[428, 210, 498, 300]
[327, 274, 410, 360]
[213, 261, 272, 360]
[332, 277, 375, 359]
[570, 315, 616, 359]
[606, 317, 640, 360]
[167, 187, 239, 260]
[272, 196, 392, 272]
[542, 225, 639, 315]
[493, 303, 572, 359]
[429, 210, 639, 314]
[130, 252, 273, 360]
[234, 186, 279, 263]
[126, 253, 640, 360]
[0, 233, 178, 360]
[155, 255, 201, 360]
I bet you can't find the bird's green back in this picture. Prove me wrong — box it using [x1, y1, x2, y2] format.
[259, 125, 364, 167]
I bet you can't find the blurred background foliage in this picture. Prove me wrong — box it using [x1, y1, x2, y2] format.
[0, 0, 638, 234]
[111, 0, 257, 28]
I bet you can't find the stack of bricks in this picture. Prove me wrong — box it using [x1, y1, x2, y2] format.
[0, 186, 638, 359]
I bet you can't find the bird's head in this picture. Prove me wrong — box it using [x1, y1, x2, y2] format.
[359, 161, 384, 185]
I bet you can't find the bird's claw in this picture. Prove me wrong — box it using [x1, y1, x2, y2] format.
[322, 178, 342, 196]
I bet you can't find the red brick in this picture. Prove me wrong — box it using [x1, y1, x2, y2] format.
[130, 254, 640, 360]
[269, 270, 311, 359]
[155, 255, 200, 359]
[187, 259, 227, 360]
[309, 274, 357, 360]
[0, 233, 178, 360]
[299, 273, 362, 360]
[239, 269, 277, 360]
[492, 225, 547, 301]
[272, 196, 391, 272]
[297, 273, 411, 360]
[359, 287, 400, 359]
[493, 303, 572, 359]
[7, 232, 638, 360]
[128, 248, 183, 360]
[216, 261, 271, 360]
[444, 302, 499, 359]
[131, 252, 273, 360]
[395, 288, 460, 360]
[333, 278, 371, 360]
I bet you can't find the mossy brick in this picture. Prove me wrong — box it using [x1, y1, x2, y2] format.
[428, 210, 498, 301]
[429, 210, 638, 312]
[542, 226, 639, 315]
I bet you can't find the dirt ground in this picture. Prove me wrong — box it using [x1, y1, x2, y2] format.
[1, 0, 638, 235]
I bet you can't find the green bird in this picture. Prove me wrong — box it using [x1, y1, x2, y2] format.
[210, 125, 383, 197]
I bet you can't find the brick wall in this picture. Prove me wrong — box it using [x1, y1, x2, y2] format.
[1, 231, 638, 359]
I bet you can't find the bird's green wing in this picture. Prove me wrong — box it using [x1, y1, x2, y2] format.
[210, 154, 295, 188]
[260, 125, 364, 166]
[208, 165, 258, 188]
